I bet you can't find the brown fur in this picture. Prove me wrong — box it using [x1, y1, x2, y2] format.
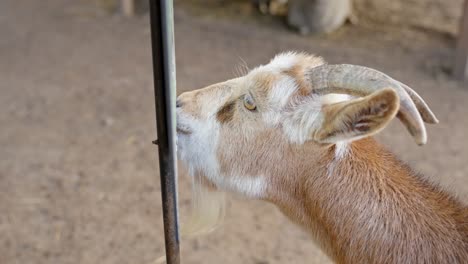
[267, 138, 468, 263]
[216, 101, 235, 123]
[284, 64, 310, 95]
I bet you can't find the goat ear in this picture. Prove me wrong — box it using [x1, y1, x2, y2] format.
[314, 89, 399, 143]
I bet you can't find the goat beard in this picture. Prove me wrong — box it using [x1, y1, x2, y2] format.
[182, 170, 226, 238]
[154, 171, 225, 264]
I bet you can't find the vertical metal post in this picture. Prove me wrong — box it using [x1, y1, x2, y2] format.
[148, 0, 180, 263]
[454, 0, 468, 82]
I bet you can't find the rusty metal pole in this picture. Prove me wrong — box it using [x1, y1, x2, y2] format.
[148, 0, 180, 263]
[454, 0, 468, 82]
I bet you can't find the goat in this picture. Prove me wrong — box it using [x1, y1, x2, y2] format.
[176, 52, 468, 263]
[253, 0, 352, 34]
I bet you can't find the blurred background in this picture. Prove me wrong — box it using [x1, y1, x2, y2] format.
[1, 0, 467, 263]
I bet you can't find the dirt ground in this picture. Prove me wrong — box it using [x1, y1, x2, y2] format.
[1, 1, 467, 264]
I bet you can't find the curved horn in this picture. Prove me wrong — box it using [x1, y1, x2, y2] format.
[394, 80, 439, 124]
[306, 64, 437, 145]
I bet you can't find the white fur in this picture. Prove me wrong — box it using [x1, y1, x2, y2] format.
[281, 94, 353, 145]
[322, 94, 352, 154]
[282, 96, 323, 144]
[177, 112, 221, 180]
[262, 76, 299, 126]
[326, 142, 349, 177]
[220, 174, 267, 198]
[334, 141, 349, 160]
[177, 110, 267, 198]
[268, 52, 300, 71]
[321, 93, 351, 105]
[269, 76, 299, 108]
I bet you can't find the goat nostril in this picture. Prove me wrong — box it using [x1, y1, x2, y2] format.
[176, 99, 183, 108]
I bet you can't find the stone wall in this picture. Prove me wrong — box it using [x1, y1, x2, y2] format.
[354, 0, 465, 35]
[92, 0, 466, 36]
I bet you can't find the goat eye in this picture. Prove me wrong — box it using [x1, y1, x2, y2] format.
[243, 95, 257, 111]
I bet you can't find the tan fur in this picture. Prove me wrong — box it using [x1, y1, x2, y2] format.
[269, 139, 467, 263]
[176, 53, 468, 263]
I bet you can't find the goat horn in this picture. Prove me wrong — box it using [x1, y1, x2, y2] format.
[306, 64, 436, 145]
[394, 80, 439, 124]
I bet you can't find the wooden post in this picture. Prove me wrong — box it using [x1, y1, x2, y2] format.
[455, 0, 468, 82]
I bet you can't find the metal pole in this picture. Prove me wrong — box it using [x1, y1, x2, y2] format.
[454, 0, 468, 82]
[148, 0, 180, 263]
